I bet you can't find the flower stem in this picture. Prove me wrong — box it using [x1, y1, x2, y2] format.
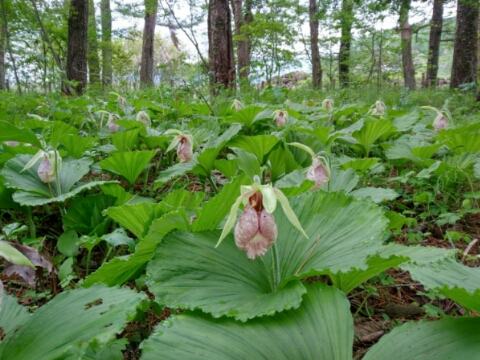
[272, 242, 281, 292]
[207, 174, 218, 194]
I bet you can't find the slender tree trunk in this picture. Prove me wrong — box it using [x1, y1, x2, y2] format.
[426, 0, 443, 88]
[399, 0, 415, 90]
[0, 8, 5, 90]
[1, 0, 20, 94]
[309, 0, 322, 89]
[140, 0, 158, 86]
[450, 0, 479, 89]
[338, 0, 353, 88]
[66, 0, 88, 95]
[87, 0, 100, 83]
[100, 0, 112, 85]
[231, 0, 252, 81]
[208, 0, 236, 91]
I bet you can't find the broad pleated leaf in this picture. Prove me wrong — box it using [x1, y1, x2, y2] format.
[351, 187, 399, 203]
[63, 195, 116, 235]
[364, 317, 480, 360]
[213, 158, 238, 179]
[0, 121, 42, 148]
[111, 129, 140, 151]
[411, 144, 442, 159]
[352, 119, 397, 156]
[154, 154, 198, 187]
[224, 106, 264, 129]
[274, 169, 314, 196]
[100, 150, 157, 185]
[0, 292, 30, 340]
[141, 283, 353, 360]
[0, 285, 146, 359]
[84, 209, 191, 287]
[341, 158, 379, 174]
[60, 134, 98, 158]
[49, 121, 77, 150]
[327, 167, 359, 192]
[402, 257, 480, 312]
[227, 135, 280, 165]
[147, 191, 387, 320]
[440, 133, 480, 155]
[475, 158, 480, 179]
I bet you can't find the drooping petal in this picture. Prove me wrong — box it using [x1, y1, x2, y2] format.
[274, 188, 308, 239]
[259, 183, 277, 214]
[21, 150, 46, 172]
[216, 193, 248, 248]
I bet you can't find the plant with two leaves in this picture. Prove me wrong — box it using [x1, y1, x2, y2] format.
[216, 179, 308, 260]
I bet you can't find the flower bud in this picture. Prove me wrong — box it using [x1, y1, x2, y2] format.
[273, 110, 287, 127]
[136, 111, 151, 126]
[322, 98, 334, 111]
[177, 135, 193, 163]
[107, 114, 119, 133]
[433, 113, 448, 131]
[234, 204, 278, 260]
[306, 157, 330, 191]
[372, 100, 386, 115]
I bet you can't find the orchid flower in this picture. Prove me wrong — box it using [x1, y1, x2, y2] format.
[272, 110, 288, 127]
[370, 100, 386, 116]
[216, 181, 308, 259]
[322, 98, 334, 111]
[21, 150, 62, 184]
[231, 99, 244, 111]
[136, 111, 151, 126]
[421, 106, 450, 131]
[288, 143, 330, 191]
[165, 129, 195, 163]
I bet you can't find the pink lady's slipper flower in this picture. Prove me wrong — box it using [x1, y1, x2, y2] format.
[107, 114, 119, 133]
[322, 98, 334, 111]
[231, 99, 244, 111]
[421, 106, 450, 131]
[216, 181, 308, 259]
[288, 142, 330, 191]
[21, 150, 62, 184]
[370, 100, 386, 116]
[165, 129, 195, 163]
[272, 110, 288, 127]
[136, 111, 151, 126]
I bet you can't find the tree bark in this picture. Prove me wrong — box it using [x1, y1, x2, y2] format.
[426, 0, 443, 88]
[338, 0, 353, 88]
[309, 0, 322, 89]
[231, 0, 252, 81]
[140, 0, 158, 86]
[208, 0, 236, 91]
[100, 0, 112, 85]
[399, 0, 415, 90]
[2, 0, 21, 94]
[0, 7, 5, 91]
[87, 0, 100, 83]
[450, 0, 479, 89]
[66, 0, 88, 95]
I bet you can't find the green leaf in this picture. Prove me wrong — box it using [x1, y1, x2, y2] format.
[49, 121, 77, 150]
[0, 241, 35, 268]
[224, 106, 264, 129]
[234, 148, 261, 181]
[60, 134, 98, 158]
[440, 133, 480, 155]
[148, 191, 387, 320]
[101, 228, 135, 251]
[350, 187, 399, 203]
[327, 167, 359, 192]
[57, 229, 80, 257]
[141, 283, 353, 360]
[475, 158, 480, 179]
[0, 285, 146, 359]
[63, 195, 116, 235]
[365, 317, 480, 360]
[341, 158, 380, 174]
[0, 121, 43, 148]
[228, 135, 279, 165]
[0, 292, 30, 340]
[213, 159, 238, 179]
[111, 128, 140, 151]
[411, 144, 442, 159]
[100, 150, 157, 185]
[352, 119, 397, 156]
[154, 154, 198, 187]
[192, 174, 250, 232]
[275, 169, 314, 196]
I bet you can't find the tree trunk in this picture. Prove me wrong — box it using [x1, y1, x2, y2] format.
[399, 0, 415, 90]
[140, 0, 158, 86]
[66, 0, 88, 95]
[87, 0, 100, 83]
[309, 0, 322, 89]
[338, 0, 353, 88]
[426, 0, 443, 88]
[100, 0, 112, 85]
[231, 0, 252, 82]
[208, 0, 236, 91]
[450, 0, 479, 89]
[2, 0, 21, 94]
[0, 9, 5, 91]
